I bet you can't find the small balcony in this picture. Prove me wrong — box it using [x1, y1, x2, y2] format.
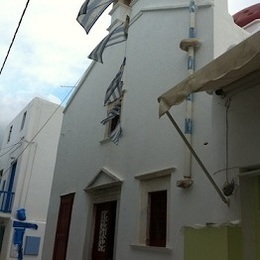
[0, 191, 15, 213]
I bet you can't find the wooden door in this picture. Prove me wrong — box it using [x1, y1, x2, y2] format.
[92, 201, 117, 260]
[52, 193, 75, 260]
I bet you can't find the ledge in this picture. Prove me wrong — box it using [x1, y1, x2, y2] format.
[180, 38, 201, 52]
[99, 138, 111, 145]
[135, 167, 175, 180]
[131, 244, 172, 253]
[130, 2, 213, 27]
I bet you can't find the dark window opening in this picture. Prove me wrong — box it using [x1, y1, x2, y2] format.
[20, 111, 27, 131]
[148, 190, 167, 247]
[7, 126, 13, 143]
[110, 115, 120, 133]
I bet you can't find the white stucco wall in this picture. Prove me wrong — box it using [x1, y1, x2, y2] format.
[43, 1, 247, 260]
[212, 84, 260, 170]
[0, 97, 63, 260]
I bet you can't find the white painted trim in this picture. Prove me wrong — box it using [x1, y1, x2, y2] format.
[85, 167, 123, 192]
[135, 167, 175, 180]
[130, 2, 213, 26]
[130, 244, 172, 252]
[136, 174, 172, 247]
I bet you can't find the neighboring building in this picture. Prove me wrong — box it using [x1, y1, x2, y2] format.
[0, 97, 63, 260]
[42, 0, 253, 260]
[233, 3, 260, 34]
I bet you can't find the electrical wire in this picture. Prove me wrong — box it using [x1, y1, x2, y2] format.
[0, 0, 31, 75]
[0, 140, 23, 151]
[1, 85, 75, 176]
[225, 98, 231, 182]
[213, 166, 241, 175]
[0, 0, 78, 177]
[0, 142, 22, 158]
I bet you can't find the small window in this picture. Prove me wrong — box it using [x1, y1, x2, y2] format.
[7, 126, 13, 143]
[20, 111, 27, 131]
[108, 103, 121, 135]
[101, 100, 122, 144]
[136, 171, 172, 248]
[148, 190, 167, 247]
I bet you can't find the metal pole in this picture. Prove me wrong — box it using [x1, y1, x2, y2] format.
[165, 111, 229, 205]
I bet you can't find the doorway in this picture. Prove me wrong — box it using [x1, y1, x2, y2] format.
[52, 193, 75, 260]
[91, 201, 117, 260]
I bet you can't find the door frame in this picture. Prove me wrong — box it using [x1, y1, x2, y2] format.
[52, 193, 75, 260]
[91, 200, 117, 260]
[84, 186, 121, 260]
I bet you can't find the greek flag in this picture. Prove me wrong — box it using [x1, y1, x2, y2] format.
[88, 22, 128, 63]
[101, 104, 122, 145]
[104, 57, 126, 105]
[76, 0, 114, 34]
[100, 104, 121, 125]
[110, 122, 122, 145]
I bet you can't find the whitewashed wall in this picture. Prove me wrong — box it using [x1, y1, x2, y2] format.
[0, 97, 63, 260]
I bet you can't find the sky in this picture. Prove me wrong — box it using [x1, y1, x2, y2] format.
[0, 0, 259, 144]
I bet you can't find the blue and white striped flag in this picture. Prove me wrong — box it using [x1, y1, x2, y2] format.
[100, 103, 121, 125]
[88, 22, 128, 63]
[76, 0, 115, 34]
[104, 57, 126, 105]
[100, 104, 122, 144]
[110, 122, 122, 145]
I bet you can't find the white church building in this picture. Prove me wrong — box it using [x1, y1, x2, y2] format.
[42, 1, 259, 259]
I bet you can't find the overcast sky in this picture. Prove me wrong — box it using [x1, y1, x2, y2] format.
[0, 0, 259, 144]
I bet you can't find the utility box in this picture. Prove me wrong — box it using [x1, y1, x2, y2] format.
[184, 226, 242, 260]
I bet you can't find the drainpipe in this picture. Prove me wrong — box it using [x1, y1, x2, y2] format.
[177, 0, 200, 188]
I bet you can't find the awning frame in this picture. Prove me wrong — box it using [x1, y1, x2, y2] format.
[158, 32, 260, 205]
[165, 111, 229, 204]
[158, 31, 260, 117]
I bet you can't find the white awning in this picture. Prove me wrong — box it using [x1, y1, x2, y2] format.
[158, 31, 260, 117]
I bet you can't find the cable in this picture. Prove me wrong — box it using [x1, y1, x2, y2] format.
[213, 166, 242, 175]
[1, 85, 75, 176]
[0, 141, 23, 152]
[0, 0, 31, 75]
[225, 98, 231, 182]
[0, 142, 22, 158]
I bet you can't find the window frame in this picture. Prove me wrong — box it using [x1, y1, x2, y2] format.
[103, 98, 123, 140]
[135, 169, 173, 249]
